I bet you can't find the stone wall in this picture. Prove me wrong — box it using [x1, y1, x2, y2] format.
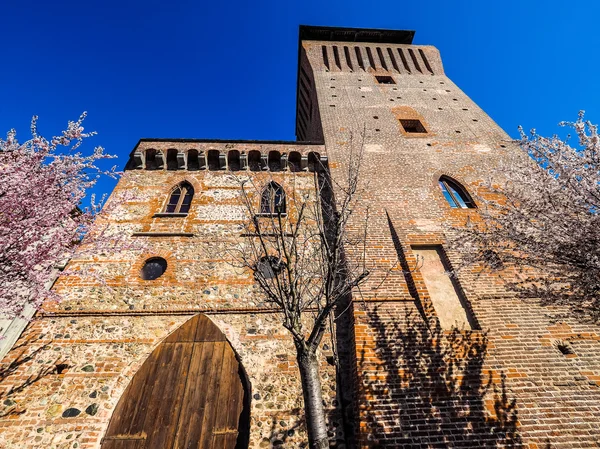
[0, 143, 345, 449]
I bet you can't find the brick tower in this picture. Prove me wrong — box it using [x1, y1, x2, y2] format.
[296, 25, 600, 448]
[0, 25, 599, 449]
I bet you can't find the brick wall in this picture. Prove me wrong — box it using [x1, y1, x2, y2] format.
[301, 37, 600, 448]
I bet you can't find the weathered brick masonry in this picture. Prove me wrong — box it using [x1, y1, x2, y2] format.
[1, 25, 599, 449]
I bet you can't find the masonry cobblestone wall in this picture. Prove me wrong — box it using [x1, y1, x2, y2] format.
[0, 142, 345, 449]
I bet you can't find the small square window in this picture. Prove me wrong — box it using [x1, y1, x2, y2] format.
[375, 75, 395, 85]
[400, 119, 427, 134]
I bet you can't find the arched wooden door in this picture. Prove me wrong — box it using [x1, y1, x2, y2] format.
[101, 314, 249, 449]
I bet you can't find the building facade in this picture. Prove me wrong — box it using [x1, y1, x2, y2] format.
[1, 26, 599, 449]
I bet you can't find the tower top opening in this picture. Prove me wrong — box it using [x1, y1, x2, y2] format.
[299, 25, 415, 45]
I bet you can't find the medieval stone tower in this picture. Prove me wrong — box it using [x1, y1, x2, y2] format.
[1, 26, 599, 449]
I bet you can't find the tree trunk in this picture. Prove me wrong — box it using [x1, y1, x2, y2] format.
[296, 343, 330, 449]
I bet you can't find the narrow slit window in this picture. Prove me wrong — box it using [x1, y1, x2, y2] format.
[322, 46, 330, 70]
[408, 48, 422, 73]
[387, 48, 400, 72]
[399, 119, 426, 134]
[164, 182, 194, 214]
[344, 46, 353, 71]
[354, 47, 365, 70]
[260, 182, 286, 215]
[376, 47, 388, 71]
[439, 177, 476, 209]
[332, 46, 341, 69]
[419, 49, 434, 74]
[365, 47, 376, 69]
[397, 48, 411, 73]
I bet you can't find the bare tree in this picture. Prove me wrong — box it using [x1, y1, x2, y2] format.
[228, 143, 369, 448]
[451, 112, 600, 320]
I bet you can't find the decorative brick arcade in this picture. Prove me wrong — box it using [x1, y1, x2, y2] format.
[1, 26, 599, 449]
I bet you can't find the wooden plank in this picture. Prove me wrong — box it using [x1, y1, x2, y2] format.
[212, 346, 238, 439]
[224, 351, 245, 443]
[125, 342, 178, 436]
[196, 341, 227, 449]
[143, 342, 193, 448]
[101, 439, 145, 449]
[165, 315, 198, 342]
[194, 315, 226, 342]
[105, 343, 165, 438]
[172, 341, 217, 449]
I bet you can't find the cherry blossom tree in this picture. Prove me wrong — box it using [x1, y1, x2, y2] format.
[0, 113, 119, 319]
[452, 112, 600, 320]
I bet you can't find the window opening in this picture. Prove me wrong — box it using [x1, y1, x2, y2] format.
[207, 150, 221, 170]
[332, 46, 341, 69]
[141, 257, 167, 281]
[165, 182, 194, 214]
[387, 48, 400, 72]
[439, 177, 476, 209]
[187, 150, 199, 170]
[260, 182, 286, 215]
[248, 151, 261, 171]
[287, 151, 301, 172]
[376, 47, 388, 71]
[399, 119, 426, 134]
[228, 150, 241, 171]
[354, 47, 365, 71]
[344, 46, 353, 71]
[256, 256, 284, 280]
[307, 152, 321, 172]
[365, 47, 376, 69]
[419, 49, 434, 74]
[408, 48, 422, 73]
[397, 48, 411, 73]
[376, 75, 395, 85]
[166, 149, 178, 170]
[322, 46, 330, 70]
[145, 149, 157, 170]
[268, 151, 282, 171]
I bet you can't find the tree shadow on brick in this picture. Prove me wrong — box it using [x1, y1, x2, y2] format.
[359, 309, 521, 448]
[0, 336, 59, 418]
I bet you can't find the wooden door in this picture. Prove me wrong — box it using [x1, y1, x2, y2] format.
[101, 314, 249, 449]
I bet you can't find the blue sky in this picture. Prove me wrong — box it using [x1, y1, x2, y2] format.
[2, 0, 599, 201]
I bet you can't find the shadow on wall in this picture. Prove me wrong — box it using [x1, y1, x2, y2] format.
[359, 310, 522, 449]
[0, 336, 59, 418]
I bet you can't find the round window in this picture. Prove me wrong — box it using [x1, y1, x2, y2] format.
[141, 257, 167, 280]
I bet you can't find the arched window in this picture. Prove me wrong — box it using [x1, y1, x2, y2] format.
[166, 149, 178, 170]
[439, 176, 476, 209]
[228, 150, 241, 171]
[287, 151, 301, 172]
[164, 182, 194, 214]
[260, 182, 286, 215]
